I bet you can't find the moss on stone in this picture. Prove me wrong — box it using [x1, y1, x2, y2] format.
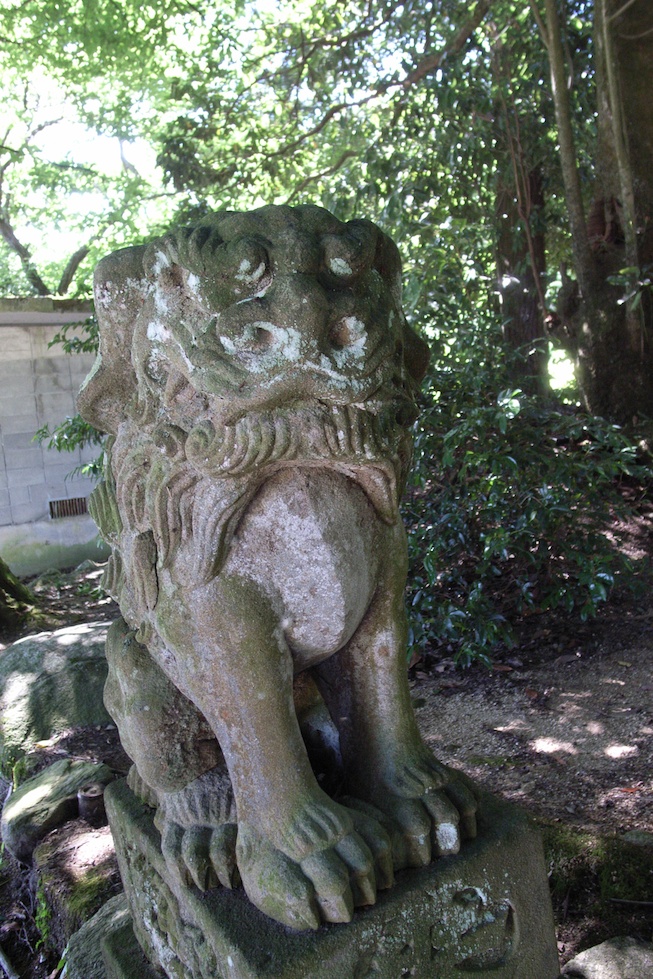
[542, 820, 653, 911]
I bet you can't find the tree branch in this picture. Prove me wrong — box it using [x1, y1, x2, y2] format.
[0, 216, 50, 295]
[286, 150, 358, 203]
[402, 0, 496, 89]
[608, 0, 641, 22]
[57, 244, 91, 295]
[267, 92, 383, 158]
[528, 0, 550, 49]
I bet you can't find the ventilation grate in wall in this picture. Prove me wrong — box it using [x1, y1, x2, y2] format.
[49, 497, 89, 520]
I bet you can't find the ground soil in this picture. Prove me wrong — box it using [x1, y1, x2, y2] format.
[0, 558, 652, 977]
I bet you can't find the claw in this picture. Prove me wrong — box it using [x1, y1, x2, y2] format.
[209, 822, 240, 888]
[181, 826, 214, 890]
[347, 804, 394, 890]
[161, 822, 190, 885]
[380, 797, 432, 868]
[237, 823, 321, 931]
[302, 849, 354, 923]
[444, 780, 478, 840]
[422, 791, 460, 856]
[334, 834, 376, 907]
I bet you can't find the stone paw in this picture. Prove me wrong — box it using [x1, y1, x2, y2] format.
[235, 800, 393, 930]
[354, 753, 479, 871]
[160, 819, 239, 890]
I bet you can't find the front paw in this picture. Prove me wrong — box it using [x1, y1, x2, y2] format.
[354, 753, 478, 870]
[235, 799, 393, 930]
[160, 819, 239, 890]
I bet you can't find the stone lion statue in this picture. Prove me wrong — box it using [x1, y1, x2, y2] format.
[78, 204, 477, 930]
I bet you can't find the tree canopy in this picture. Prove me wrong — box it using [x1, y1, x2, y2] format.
[0, 2, 586, 303]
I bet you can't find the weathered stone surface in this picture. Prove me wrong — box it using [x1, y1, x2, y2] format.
[561, 936, 653, 978]
[66, 893, 163, 979]
[75, 203, 557, 967]
[1, 758, 114, 861]
[105, 778, 560, 979]
[0, 621, 110, 762]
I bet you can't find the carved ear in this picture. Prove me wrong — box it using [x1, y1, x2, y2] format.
[401, 315, 431, 385]
[372, 231, 431, 384]
[77, 245, 148, 434]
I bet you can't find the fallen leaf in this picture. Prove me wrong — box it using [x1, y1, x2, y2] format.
[408, 650, 423, 669]
[491, 663, 513, 673]
[618, 661, 632, 667]
[618, 787, 640, 793]
[525, 688, 540, 700]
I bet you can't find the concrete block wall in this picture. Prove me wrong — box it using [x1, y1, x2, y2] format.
[0, 300, 108, 573]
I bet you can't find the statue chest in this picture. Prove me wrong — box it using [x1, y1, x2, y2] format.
[224, 467, 384, 665]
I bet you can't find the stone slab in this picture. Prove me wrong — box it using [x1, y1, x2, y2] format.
[102, 919, 166, 979]
[105, 778, 560, 979]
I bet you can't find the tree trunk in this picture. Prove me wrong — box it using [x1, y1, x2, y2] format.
[0, 556, 34, 633]
[546, 0, 653, 423]
[496, 167, 549, 395]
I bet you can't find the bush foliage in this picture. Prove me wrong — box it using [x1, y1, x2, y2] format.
[403, 320, 649, 666]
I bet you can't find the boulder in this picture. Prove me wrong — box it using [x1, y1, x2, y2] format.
[1, 757, 114, 861]
[0, 621, 110, 765]
[561, 936, 653, 978]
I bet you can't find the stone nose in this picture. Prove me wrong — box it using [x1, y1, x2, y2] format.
[267, 274, 331, 346]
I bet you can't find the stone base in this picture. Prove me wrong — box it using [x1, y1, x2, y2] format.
[97, 779, 559, 979]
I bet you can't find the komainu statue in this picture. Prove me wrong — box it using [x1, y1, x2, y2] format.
[78, 204, 477, 931]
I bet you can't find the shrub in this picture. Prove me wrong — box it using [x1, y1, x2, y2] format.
[404, 322, 648, 666]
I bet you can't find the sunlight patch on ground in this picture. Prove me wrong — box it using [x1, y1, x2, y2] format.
[531, 737, 578, 755]
[494, 720, 531, 733]
[60, 825, 115, 880]
[586, 721, 605, 735]
[604, 744, 638, 759]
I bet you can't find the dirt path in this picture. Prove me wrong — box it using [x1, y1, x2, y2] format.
[410, 592, 653, 962]
[412, 603, 653, 834]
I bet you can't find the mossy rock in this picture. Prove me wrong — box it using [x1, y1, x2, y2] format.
[1, 757, 114, 861]
[542, 822, 653, 907]
[31, 819, 121, 957]
[0, 621, 110, 774]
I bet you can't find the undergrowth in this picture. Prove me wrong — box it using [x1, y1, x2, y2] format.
[403, 321, 651, 666]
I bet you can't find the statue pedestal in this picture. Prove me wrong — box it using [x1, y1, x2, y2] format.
[68, 778, 559, 979]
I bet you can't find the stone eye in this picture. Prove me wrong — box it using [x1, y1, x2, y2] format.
[226, 237, 270, 289]
[328, 316, 366, 350]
